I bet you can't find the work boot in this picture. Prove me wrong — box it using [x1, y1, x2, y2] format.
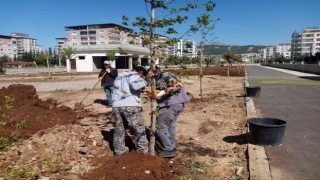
[114, 147, 129, 156]
[158, 149, 176, 158]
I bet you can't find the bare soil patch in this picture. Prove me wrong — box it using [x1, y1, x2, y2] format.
[0, 66, 248, 179]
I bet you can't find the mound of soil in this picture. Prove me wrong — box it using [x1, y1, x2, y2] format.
[167, 66, 245, 76]
[82, 152, 184, 180]
[0, 84, 79, 143]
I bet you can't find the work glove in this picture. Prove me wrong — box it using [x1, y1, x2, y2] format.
[148, 91, 158, 99]
[98, 77, 103, 81]
[106, 68, 111, 73]
[148, 90, 165, 99]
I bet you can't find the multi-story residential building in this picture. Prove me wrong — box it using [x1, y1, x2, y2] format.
[291, 27, 320, 61]
[0, 35, 17, 60]
[171, 39, 197, 58]
[260, 46, 274, 61]
[60, 23, 151, 72]
[275, 43, 291, 59]
[65, 23, 134, 46]
[55, 38, 67, 66]
[10, 33, 41, 59]
[259, 44, 291, 61]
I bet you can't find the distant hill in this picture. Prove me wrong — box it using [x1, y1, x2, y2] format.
[203, 44, 268, 55]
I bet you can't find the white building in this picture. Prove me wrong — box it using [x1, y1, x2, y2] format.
[260, 44, 291, 61]
[260, 47, 274, 61]
[11, 33, 41, 59]
[291, 27, 320, 61]
[0, 35, 16, 60]
[275, 43, 291, 59]
[61, 23, 150, 72]
[170, 39, 197, 58]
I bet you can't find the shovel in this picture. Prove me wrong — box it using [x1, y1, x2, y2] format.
[74, 71, 107, 110]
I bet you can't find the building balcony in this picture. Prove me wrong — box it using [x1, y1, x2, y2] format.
[108, 33, 121, 38]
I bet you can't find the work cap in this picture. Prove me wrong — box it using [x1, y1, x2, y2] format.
[103, 60, 111, 65]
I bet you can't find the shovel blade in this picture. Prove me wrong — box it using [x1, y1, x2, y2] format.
[74, 102, 84, 110]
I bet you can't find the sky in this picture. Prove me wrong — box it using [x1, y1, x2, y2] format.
[1, 0, 319, 50]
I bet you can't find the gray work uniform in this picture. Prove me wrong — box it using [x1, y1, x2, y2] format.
[155, 72, 190, 152]
[112, 70, 149, 155]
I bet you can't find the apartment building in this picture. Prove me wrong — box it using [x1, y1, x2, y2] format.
[54, 38, 67, 66]
[61, 23, 149, 72]
[259, 44, 291, 61]
[275, 43, 291, 59]
[291, 27, 320, 61]
[11, 33, 41, 58]
[0, 35, 16, 60]
[260, 46, 274, 61]
[170, 39, 197, 58]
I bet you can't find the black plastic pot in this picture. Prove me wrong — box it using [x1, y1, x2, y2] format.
[247, 117, 287, 146]
[246, 86, 261, 97]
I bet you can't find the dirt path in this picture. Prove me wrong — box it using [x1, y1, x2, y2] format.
[0, 68, 248, 179]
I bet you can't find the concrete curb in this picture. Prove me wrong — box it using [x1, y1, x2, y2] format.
[245, 74, 272, 180]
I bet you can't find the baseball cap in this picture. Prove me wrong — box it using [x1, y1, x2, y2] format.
[103, 60, 111, 65]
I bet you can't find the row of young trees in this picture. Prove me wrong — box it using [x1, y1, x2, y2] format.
[264, 52, 320, 64]
[0, 47, 75, 75]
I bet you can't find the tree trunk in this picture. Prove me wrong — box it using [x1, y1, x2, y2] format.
[227, 64, 230, 77]
[149, 1, 156, 156]
[46, 58, 51, 78]
[200, 48, 203, 100]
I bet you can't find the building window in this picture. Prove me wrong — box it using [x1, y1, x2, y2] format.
[89, 30, 96, 35]
[99, 36, 104, 39]
[78, 56, 85, 60]
[99, 30, 104, 33]
[89, 42, 96, 45]
[72, 37, 77, 40]
[72, 32, 77, 35]
[100, 42, 105, 44]
[81, 37, 88, 41]
[80, 31, 87, 35]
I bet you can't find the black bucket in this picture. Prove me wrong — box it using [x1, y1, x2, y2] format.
[247, 117, 287, 146]
[246, 86, 261, 97]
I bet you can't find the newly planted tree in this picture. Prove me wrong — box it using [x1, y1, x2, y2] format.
[106, 50, 116, 61]
[122, 0, 217, 155]
[35, 51, 53, 78]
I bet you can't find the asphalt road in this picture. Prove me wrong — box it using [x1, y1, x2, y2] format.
[246, 65, 320, 180]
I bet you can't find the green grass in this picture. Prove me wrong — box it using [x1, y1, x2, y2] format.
[55, 88, 68, 92]
[15, 119, 28, 129]
[187, 160, 208, 176]
[2, 165, 33, 178]
[0, 137, 10, 151]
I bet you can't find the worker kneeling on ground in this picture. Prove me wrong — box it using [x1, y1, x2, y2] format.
[111, 66, 149, 156]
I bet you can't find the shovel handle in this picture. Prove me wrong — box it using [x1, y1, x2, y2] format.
[78, 71, 108, 105]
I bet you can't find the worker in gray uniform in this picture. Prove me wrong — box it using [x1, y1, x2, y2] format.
[149, 66, 190, 158]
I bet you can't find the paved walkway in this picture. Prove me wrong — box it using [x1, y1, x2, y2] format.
[246, 64, 320, 180]
[0, 75, 99, 92]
